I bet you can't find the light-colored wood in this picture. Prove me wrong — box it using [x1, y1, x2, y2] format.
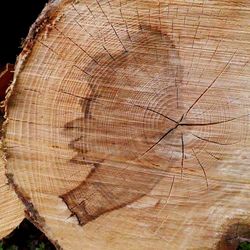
[4, 0, 250, 249]
[0, 66, 24, 239]
[0, 142, 24, 239]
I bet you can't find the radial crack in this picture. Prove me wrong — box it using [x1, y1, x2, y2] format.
[181, 134, 185, 179]
[96, 0, 127, 52]
[141, 125, 178, 157]
[180, 113, 250, 127]
[192, 149, 209, 188]
[184, 50, 237, 118]
[154, 175, 175, 234]
[141, 116, 184, 156]
[134, 104, 178, 123]
[204, 149, 221, 161]
[192, 133, 238, 146]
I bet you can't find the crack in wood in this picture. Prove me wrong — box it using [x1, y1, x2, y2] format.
[192, 149, 209, 189]
[141, 115, 184, 157]
[58, 2, 248, 227]
[60, 20, 185, 225]
[184, 50, 237, 118]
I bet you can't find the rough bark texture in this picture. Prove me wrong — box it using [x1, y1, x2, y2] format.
[4, 0, 250, 249]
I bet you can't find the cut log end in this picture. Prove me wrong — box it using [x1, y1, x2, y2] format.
[4, 0, 250, 249]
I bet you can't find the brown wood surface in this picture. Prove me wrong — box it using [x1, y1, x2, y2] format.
[0, 65, 24, 239]
[0, 141, 24, 239]
[4, 0, 250, 249]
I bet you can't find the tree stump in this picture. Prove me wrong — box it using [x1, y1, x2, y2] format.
[4, 0, 250, 249]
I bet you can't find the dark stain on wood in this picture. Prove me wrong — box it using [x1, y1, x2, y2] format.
[217, 222, 250, 250]
[59, 2, 249, 226]
[61, 23, 184, 225]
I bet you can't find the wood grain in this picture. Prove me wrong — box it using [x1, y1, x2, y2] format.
[0, 141, 24, 239]
[0, 65, 24, 239]
[4, 0, 250, 249]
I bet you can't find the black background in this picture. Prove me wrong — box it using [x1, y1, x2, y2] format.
[0, 0, 48, 67]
